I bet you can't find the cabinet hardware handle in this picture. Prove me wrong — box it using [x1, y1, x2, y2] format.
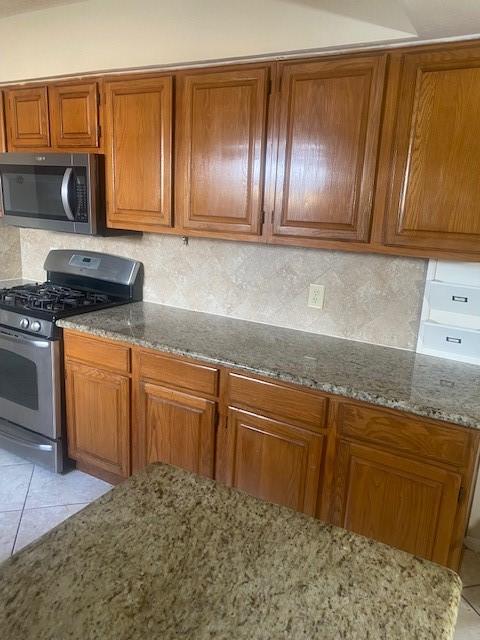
[446, 336, 462, 344]
[452, 295, 468, 303]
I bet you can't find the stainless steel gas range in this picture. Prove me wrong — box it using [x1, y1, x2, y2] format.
[0, 250, 143, 472]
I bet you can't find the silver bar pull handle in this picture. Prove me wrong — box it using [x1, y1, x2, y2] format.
[446, 336, 462, 344]
[0, 430, 53, 451]
[452, 295, 468, 303]
[61, 167, 75, 221]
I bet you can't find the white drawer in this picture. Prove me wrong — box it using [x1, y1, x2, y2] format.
[427, 281, 480, 316]
[422, 322, 480, 360]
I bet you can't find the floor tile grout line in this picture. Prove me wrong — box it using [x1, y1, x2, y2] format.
[10, 463, 35, 555]
[461, 595, 480, 618]
[21, 501, 92, 512]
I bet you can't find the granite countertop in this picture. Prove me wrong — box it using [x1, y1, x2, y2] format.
[0, 463, 461, 639]
[58, 301, 480, 430]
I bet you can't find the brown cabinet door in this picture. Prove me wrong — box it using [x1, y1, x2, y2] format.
[0, 91, 6, 153]
[49, 82, 99, 149]
[65, 361, 130, 479]
[331, 441, 461, 565]
[5, 86, 50, 148]
[380, 44, 480, 253]
[271, 54, 386, 243]
[225, 408, 324, 515]
[176, 66, 269, 237]
[105, 75, 172, 231]
[135, 381, 216, 477]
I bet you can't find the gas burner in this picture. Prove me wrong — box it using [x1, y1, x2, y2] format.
[0, 283, 112, 314]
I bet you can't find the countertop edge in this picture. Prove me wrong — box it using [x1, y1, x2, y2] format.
[58, 318, 480, 431]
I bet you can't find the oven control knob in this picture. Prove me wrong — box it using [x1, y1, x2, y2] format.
[30, 321, 41, 333]
[19, 318, 29, 329]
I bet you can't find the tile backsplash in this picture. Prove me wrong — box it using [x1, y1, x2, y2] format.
[0, 221, 22, 281]
[17, 228, 427, 350]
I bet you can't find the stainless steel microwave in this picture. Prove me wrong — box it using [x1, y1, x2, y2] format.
[0, 152, 106, 235]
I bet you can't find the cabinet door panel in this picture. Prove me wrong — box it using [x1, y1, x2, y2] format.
[49, 82, 99, 148]
[331, 441, 461, 565]
[137, 382, 216, 477]
[6, 86, 50, 148]
[66, 362, 130, 478]
[105, 76, 172, 230]
[176, 67, 269, 236]
[226, 408, 323, 515]
[272, 55, 385, 242]
[382, 44, 480, 252]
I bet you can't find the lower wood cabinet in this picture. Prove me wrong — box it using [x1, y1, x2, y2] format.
[134, 380, 216, 477]
[224, 407, 324, 515]
[63, 330, 480, 570]
[65, 360, 130, 481]
[330, 440, 461, 566]
[326, 399, 477, 568]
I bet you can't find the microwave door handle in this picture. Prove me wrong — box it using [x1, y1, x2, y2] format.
[61, 167, 75, 221]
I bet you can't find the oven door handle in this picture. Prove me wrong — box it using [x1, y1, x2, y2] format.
[0, 428, 53, 451]
[0, 327, 50, 348]
[61, 167, 75, 222]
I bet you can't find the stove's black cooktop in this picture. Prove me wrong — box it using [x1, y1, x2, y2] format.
[0, 282, 121, 321]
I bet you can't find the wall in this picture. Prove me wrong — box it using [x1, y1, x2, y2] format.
[20, 229, 426, 349]
[0, 221, 22, 281]
[0, 0, 416, 82]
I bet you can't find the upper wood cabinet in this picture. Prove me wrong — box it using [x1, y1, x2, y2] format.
[377, 43, 480, 254]
[104, 75, 173, 231]
[5, 86, 50, 148]
[175, 66, 270, 238]
[49, 82, 99, 149]
[5, 81, 100, 151]
[270, 54, 386, 244]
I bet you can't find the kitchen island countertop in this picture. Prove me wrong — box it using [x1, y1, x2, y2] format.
[0, 463, 461, 639]
[58, 301, 480, 429]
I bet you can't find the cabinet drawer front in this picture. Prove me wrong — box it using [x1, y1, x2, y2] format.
[136, 349, 218, 396]
[336, 401, 471, 467]
[64, 332, 130, 373]
[228, 373, 327, 429]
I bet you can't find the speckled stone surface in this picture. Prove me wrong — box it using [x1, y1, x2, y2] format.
[58, 301, 480, 430]
[0, 464, 461, 640]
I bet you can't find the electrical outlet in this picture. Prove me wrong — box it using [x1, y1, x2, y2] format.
[308, 284, 325, 309]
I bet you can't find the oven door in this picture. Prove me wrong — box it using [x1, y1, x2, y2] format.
[0, 327, 61, 439]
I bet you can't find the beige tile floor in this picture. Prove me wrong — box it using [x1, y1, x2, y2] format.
[0, 447, 112, 559]
[0, 446, 479, 637]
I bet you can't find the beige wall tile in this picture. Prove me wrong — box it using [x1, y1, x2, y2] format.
[19, 229, 427, 350]
[0, 221, 22, 281]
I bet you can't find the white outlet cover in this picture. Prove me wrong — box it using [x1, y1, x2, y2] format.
[308, 284, 325, 309]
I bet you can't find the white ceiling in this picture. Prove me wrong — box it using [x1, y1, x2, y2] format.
[0, 0, 479, 41]
[279, 0, 480, 40]
[0, 0, 84, 18]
